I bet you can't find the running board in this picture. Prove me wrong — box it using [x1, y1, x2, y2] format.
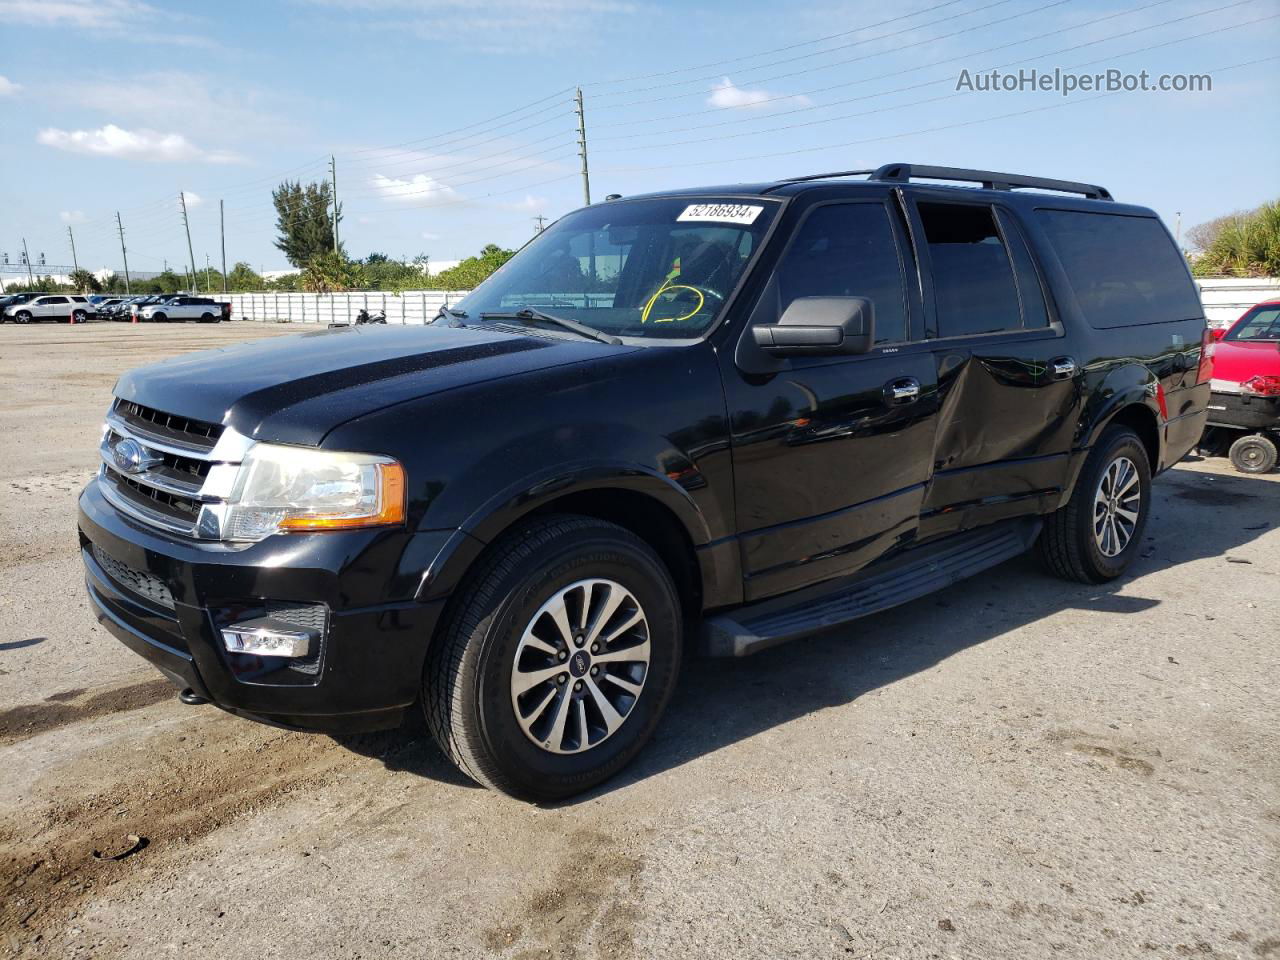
[701, 518, 1042, 657]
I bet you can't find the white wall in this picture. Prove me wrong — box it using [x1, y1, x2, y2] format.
[1196, 278, 1280, 329]
[226, 289, 470, 325]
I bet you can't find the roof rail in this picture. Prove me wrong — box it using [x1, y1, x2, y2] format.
[872, 163, 1113, 200]
[773, 163, 1113, 200]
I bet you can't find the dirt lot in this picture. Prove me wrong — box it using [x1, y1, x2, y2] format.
[1, 321, 1277, 960]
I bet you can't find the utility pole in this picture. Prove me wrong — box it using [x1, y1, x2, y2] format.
[219, 199, 228, 293]
[533, 215, 547, 234]
[180, 192, 198, 292]
[67, 226, 79, 275]
[205, 253, 212, 292]
[1175, 211, 1183, 250]
[329, 154, 340, 255]
[115, 213, 131, 293]
[574, 88, 591, 206]
[21, 238, 34, 285]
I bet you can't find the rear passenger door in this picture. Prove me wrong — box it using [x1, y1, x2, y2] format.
[722, 195, 940, 601]
[904, 195, 1079, 538]
[37, 296, 69, 320]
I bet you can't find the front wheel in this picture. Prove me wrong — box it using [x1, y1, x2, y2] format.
[424, 515, 682, 801]
[14, 311, 31, 324]
[1229, 434, 1278, 474]
[1039, 426, 1152, 583]
[151, 312, 167, 322]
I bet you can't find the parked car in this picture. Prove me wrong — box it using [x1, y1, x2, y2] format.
[1201, 299, 1280, 473]
[3, 294, 95, 323]
[93, 297, 126, 319]
[0, 292, 40, 318]
[78, 162, 1210, 800]
[133, 295, 226, 323]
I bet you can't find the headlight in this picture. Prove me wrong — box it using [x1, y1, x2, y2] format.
[223, 443, 405, 541]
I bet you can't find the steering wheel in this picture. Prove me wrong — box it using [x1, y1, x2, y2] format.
[641, 282, 724, 325]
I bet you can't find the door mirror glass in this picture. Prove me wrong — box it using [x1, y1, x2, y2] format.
[752, 296, 875, 356]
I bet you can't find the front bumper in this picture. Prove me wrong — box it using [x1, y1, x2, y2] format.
[78, 477, 454, 732]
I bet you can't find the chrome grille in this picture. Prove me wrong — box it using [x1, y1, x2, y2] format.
[98, 401, 252, 539]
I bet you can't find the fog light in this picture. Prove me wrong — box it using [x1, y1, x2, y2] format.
[221, 618, 314, 658]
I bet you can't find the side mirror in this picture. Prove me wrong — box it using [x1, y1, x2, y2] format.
[752, 297, 874, 357]
[1210, 327, 1227, 341]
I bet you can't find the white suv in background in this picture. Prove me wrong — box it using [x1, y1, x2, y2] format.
[135, 296, 228, 323]
[2, 295, 95, 323]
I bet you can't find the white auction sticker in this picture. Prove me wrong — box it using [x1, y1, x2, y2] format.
[677, 203, 764, 225]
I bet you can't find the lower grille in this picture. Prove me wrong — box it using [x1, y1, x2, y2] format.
[91, 543, 175, 610]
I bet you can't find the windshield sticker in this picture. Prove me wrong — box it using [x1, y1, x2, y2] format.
[677, 203, 763, 225]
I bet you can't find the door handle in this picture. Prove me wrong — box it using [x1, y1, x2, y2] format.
[1049, 357, 1078, 380]
[885, 377, 921, 405]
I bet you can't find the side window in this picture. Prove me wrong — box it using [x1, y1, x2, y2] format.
[45, 296, 68, 305]
[1034, 210, 1202, 328]
[995, 209, 1050, 328]
[775, 202, 908, 345]
[918, 202, 1022, 337]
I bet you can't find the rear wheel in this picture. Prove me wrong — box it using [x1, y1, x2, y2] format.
[72, 309, 87, 323]
[424, 515, 682, 801]
[1039, 426, 1152, 583]
[199, 312, 217, 323]
[1228, 434, 1278, 474]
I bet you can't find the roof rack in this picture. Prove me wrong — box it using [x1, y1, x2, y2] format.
[775, 163, 1113, 201]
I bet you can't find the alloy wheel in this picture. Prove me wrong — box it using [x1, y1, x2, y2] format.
[509, 578, 651, 755]
[1093, 455, 1141, 557]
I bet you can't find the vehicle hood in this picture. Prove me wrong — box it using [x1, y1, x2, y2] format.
[1212, 339, 1280, 385]
[113, 324, 632, 446]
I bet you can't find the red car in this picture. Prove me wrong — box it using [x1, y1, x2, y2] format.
[1203, 298, 1280, 473]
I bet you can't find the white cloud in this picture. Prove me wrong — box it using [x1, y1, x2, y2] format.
[504, 194, 548, 213]
[0, 0, 212, 44]
[369, 172, 457, 205]
[0, 75, 19, 97]
[357, 215, 377, 225]
[421, 231, 440, 240]
[35, 124, 243, 164]
[51, 72, 280, 136]
[59, 210, 87, 224]
[180, 191, 204, 208]
[707, 77, 812, 111]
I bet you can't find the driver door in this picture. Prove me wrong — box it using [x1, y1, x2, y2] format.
[719, 196, 939, 601]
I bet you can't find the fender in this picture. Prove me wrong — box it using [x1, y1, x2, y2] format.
[1058, 361, 1164, 505]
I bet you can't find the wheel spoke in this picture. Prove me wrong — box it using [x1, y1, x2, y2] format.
[520, 633, 560, 657]
[584, 675, 625, 735]
[575, 697, 589, 750]
[512, 664, 564, 696]
[519, 685, 558, 727]
[602, 608, 644, 645]
[1115, 506, 1139, 525]
[593, 638, 650, 665]
[585, 582, 627, 646]
[603, 673, 643, 697]
[545, 686, 573, 751]
[545, 595, 575, 648]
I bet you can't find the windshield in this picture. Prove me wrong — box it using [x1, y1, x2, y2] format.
[455, 196, 779, 340]
[1227, 305, 1280, 342]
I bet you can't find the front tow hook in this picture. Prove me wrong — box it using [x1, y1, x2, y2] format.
[178, 688, 210, 706]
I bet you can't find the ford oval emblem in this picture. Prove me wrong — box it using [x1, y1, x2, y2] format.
[112, 438, 159, 475]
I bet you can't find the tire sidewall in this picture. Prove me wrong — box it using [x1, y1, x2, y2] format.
[1229, 435, 1277, 474]
[469, 530, 681, 798]
[1079, 431, 1152, 579]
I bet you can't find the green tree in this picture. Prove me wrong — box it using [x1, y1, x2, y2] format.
[1191, 200, 1280, 277]
[301, 251, 360, 293]
[67, 269, 101, 293]
[226, 262, 263, 291]
[426, 243, 515, 290]
[273, 180, 343, 267]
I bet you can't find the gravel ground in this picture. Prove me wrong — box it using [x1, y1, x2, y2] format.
[1, 322, 1277, 960]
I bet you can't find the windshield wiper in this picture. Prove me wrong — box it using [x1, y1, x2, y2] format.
[434, 304, 468, 326]
[479, 308, 621, 345]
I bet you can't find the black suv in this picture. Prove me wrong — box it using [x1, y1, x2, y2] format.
[78, 163, 1210, 800]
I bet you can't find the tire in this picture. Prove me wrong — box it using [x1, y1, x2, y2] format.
[15, 311, 31, 324]
[72, 310, 87, 323]
[151, 312, 167, 323]
[199, 312, 216, 323]
[1039, 426, 1152, 583]
[425, 515, 682, 801]
[1228, 434, 1278, 474]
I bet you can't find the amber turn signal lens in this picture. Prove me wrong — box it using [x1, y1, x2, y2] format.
[278, 462, 406, 531]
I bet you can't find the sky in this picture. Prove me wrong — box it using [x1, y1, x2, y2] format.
[0, 0, 1276, 280]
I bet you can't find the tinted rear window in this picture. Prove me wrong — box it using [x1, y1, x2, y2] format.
[1035, 210, 1202, 328]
